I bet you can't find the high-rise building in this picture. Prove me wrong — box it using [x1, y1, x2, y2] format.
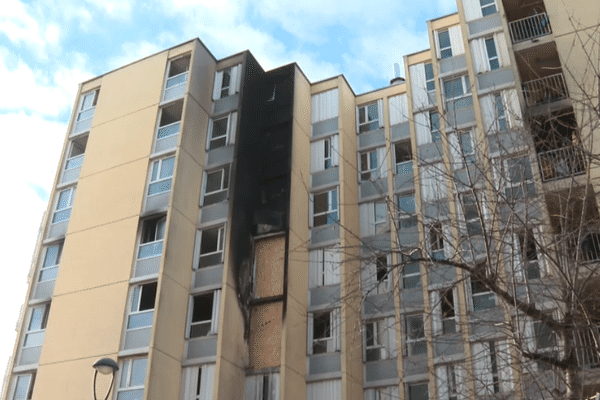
[3, 0, 600, 399]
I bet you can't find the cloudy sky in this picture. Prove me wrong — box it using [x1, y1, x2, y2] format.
[0, 0, 456, 380]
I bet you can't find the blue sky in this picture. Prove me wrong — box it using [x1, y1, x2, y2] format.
[0, 0, 457, 381]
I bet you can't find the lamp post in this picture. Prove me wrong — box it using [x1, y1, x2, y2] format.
[92, 358, 119, 400]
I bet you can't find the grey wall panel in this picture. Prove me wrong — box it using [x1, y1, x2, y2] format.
[358, 129, 386, 150]
[194, 266, 224, 289]
[365, 358, 399, 382]
[308, 353, 342, 375]
[446, 105, 476, 127]
[398, 227, 419, 247]
[401, 288, 424, 309]
[71, 118, 92, 137]
[477, 68, 515, 91]
[47, 221, 68, 240]
[468, 13, 502, 36]
[32, 280, 55, 301]
[434, 334, 463, 357]
[362, 233, 392, 252]
[61, 167, 81, 184]
[439, 55, 467, 76]
[144, 192, 170, 214]
[359, 179, 388, 200]
[154, 135, 178, 154]
[18, 347, 41, 366]
[363, 293, 395, 316]
[187, 336, 218, 360]
[429, 266, 456, 286]
[163, 84, 186, 103]
[422, 201, 451, 220]
[311, 168, 339, 188]
[212, 94, 239, 115]
[134, 256, 161, 277]
[418, 142, 444, 162]
[124, 327, 151, 350]
[404, 355, 429, 376]
[310, 285, 340, 308]
[312, 118, 339, 138]
[206, 145, 234, 167]
[394, 172, 414, 192]
[488, 130, 526, 154]
[391, 122, 411, 141]
[310, 224, 340, 246]
[200, 202, 229, 225]
[454, 165, 484, 191]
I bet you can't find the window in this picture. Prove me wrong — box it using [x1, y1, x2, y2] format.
[245, 373, 280, 400]
[10, 373, 36, 400]
[312, 189, 338, 227]
[534, 320, 556, 350]
[438, 30, 452, 59]
[189, 291, 221, 338]
[358, 103, 380, 133]
[405, 314, 427, 356]
[202, 165, 230, 206]
[39, 243, 62, 282]
[65, 135, 87, 172]
[429, 223, 445, 260]
[454, 130, 475, 166]
[402, 257, 421, 289]
[360, 150, 378, 181]
[165, 55, 190, 89]
[196, 226, 225, 268]
[460, 193, 483, 236]
[407, 382, 429, 400]
[76, 90, 98, 123]
[518, 230, 541, 280]
[425, 62, 435, 93]
[397, 194, 417, 230]
[51, 187, 76, 224]
[310, 135, 339, 173]
[375, 255, 390, 292]
[309, 309, 340, 354]
[472, 341, 501, 395]
[362, 255, 392, 294]
[365, 319, 387, 361]
[444, 75, 471, 101]
[207, 112, 237, 150]
[436, 364, 462, 400]
[23, 304, 50, 350]
[182, 365, 215, 400]
[309, 247, 340, 288]
[138, 216, 166, 259]
[429, 111, 441, 142]
[212, 65, 241, 100]
[117, 358, 147, 400]
[485, 37, 500, 70]
[470, 266, 496, 311]
[395, 140, 413, 175]
[127, 282, 157, 330]
[503, 156, 534, 200]
[148, 156, 175, 196]
[364, 386, 399, 400]
[440, 289, 457, 334]
[480, 0, 497, 16]
[494, 94, 507, 132]
[156, 101, 183, 140]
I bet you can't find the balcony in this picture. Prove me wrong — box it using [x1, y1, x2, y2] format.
[163, 72, 188, 102]
[154, 100, 183, 153]
[522, 73, 568, 107]
[537, 146, 586, 181]
[509, 13, 552, 44]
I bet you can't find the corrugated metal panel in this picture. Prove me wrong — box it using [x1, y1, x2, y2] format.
[463, 0, 483, 21]
[449, 25, 465, 56]
[409, 64, 427, 110]
[389, 94, 409, 125]
[311, 89, 339, 123]
[306, 379, 342, 399]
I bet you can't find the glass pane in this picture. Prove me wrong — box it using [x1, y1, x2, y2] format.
[405, 262, 420, 275]
[117, 389, 144, 400]
[65, 155, 84, 170]
[159, 157, 175, 179]
[460, 133, 473, 155]
[166, 72, 188, 88]
[406, 315, 424, 338]
[359, 107, 366, 124]
[211, 118, 228, 139]
[127, 311, 153, 329]
[129, 358, 147, 387]
[39, 267, 59, 282]
[438, 31, 451, 49]
[209, 136, 227, 149]
[29, 308, 45, 331]
[120, 361, 129, 388]
[138, 242, 163, 259]
[360, 153, 369, 172]
[326, 211, 339, 225]
[403, 275, 421, 289]
[369, 151, 378, 171]
[424, 63, 434, 81]
[408, 383, 429, 400]
[481, 4, 497, 15]
[43, 246, 60, 267]
[398, 195, 415, 213]
[411, 341, 428, 355]
[205, 170, 223, 193]
[330, 190, 337, 211]
[57, 191, 71, 210]
[13, 375, 31, 400]
[489, 59, 500, 70]
[375, 203, 387, 223]
[473, 293, 495, 310]
[401, 216, 418, 229]
[157, 122, 180, 139]
[441, 48, 453, 59]
[148, 179, 172, 196]
[24, 331, 45, 347]
[192, 294, 214, 323]
[200, 228, 220, 254]
[485, 38, 497, 58]
[151, 162, 159, 182]
[190, 322, 211, 338]
[367, 104, 378, 122]
[313, 313, 331, 339]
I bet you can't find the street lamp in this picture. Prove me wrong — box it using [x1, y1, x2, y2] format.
[92, 358, 119, 400]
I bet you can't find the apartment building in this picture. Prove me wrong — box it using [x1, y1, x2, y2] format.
[3, 0, 600, 398]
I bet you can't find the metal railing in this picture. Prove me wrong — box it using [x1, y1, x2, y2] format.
[574, 325, 600, 368]
[522, 73, 568, 106]
[156, 120, 181, 139]
[537, 146, 586, 181]
[509, 12, 552, 44]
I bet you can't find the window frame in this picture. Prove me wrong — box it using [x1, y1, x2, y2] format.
[359, 149, 378, 181]
[202, 164, 230, 206]
[23, 303, 50, 349]
[397, 193, 417, 231]
[459, 192, 483, 237]
[484, 37, 500, 71]
[502, 156, 534, 200]
[65, 135, 87, 172]
[494, 93, 507, 132]
[245, 372, 280, 400]
[138, 216, 166, 260]
[117, 357, 148, 400]
[517, 229, 541, 280]
[402, 255, 421, 290]
[364, 319, 387, 362]
[198, 226, 225, 259]
[39, 243, 62, 282]
[428, 223, 445, 260]
[405, 314, 427, 356]
[394, 140, 413, 176]
[127, 282, 157, 330]
[219, 68, 231, 99]
[480, 0, 498, 16]
[438, 30, 452, 59]
[9, 373, 36, 400]
[470, 265, 496, 311]
[165, 54, 190, 89]
[52, 187, 76, 224]
[312, 188, 339, 227]
[309, 309, 340, 355]
[76, 89, 99, 123]
[208, 115, 229, 150]
[429, 111, 441, 142]
[357, 102, 380, 133]
[407, 382, 429, 400]
[148, 156, 175, 196]
[188, 290, 221, 338]
[443, 75, 471, 102]
[309, 247, 341, 288]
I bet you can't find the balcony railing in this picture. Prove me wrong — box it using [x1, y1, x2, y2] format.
[574, 325, 600, 368]
[509, 13, 552, 44]
[537, 146, 586, 181]
[522, 73, 568, 106]
[156, 121, 180, 139]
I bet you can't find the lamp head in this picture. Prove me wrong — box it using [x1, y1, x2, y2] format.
[93, 358, 119, 375]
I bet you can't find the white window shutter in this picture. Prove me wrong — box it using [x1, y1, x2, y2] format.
[210, 290, 221, 334]
[359, 203, 375, 237]
[495, 33, 510, 68]
[200, 365, 215, 400]
[479, 95, 495, 134]
[323, 247, 340, 286]
[448, 133, 462, 169]
[308, 250, 319, 288]
[462, 0, 483, 21]
[465, 278, 474, 311]
[456, 364, 467, 400]
[310, 140, 324, 173]
[435, 365, 449, 400]
[332, 308, 341, 351]
[235, 64, 242, 93]
[245, 375, 258, 400]
[377, 99, 384, 128]
[181, 367, 196, 400]
[212, 71, 223, 100]
[389, 94, 409, 125]
[192, 231, 202, 270]
[497, 340, 514, 392]
[512, 233, 524, 281]
[472, 342, 493, 396]
[434, 31, 442, 59]
[431, 291, 443, 336]
[355, 106, 361, 134]
[227, 112, 237, 145]
[331, 135, 339, 167]
[386, 317, 397, 357]
[470, 38, 488, 74]
[307, 313, 314, 355]
[504, 89, 522, 128]
[414, 112, 431, 146]
[449, 25, 465, 55]
[270, 373, 280, 400]
[228, 65, 238, 96]
[377, 147, 388, 178]
[410, 64, 428, 110]
[206, 119, 214, 149]
[361, 260, 376, 294]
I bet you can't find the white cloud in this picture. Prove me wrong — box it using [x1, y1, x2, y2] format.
[107, 41, 165, 71]
[0, 0, 55, 58]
